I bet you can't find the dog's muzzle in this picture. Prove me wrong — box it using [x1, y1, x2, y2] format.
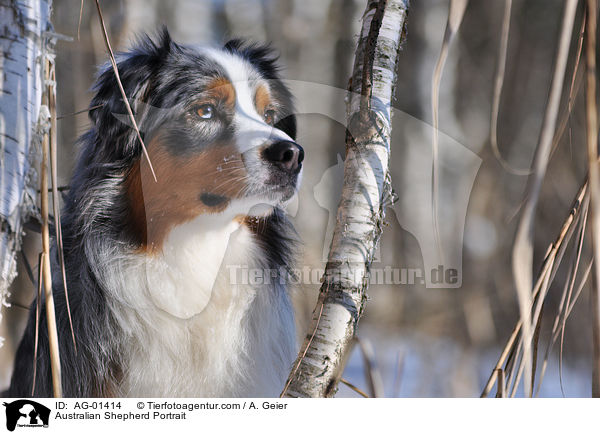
[262, 140, 304, 174]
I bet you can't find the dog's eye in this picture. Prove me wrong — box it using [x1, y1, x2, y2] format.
[196, 104, 215, 119]
[264, 109, 276, 125]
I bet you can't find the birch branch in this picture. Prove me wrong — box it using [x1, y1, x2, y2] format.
[0, 0, 52, 345]
[281, 0, 408, 398]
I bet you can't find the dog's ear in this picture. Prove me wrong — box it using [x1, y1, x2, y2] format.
[154, 26, 175, 59]
[224, 39, 279, 80]
[88, 27, 179, 158]
[224, 40, 297, 140]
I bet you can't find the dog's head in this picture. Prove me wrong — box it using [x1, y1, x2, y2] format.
[87, 29, 302, 251]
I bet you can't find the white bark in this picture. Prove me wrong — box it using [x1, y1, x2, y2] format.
[282, 0, 408, 398]
[0, 0, 52, 345]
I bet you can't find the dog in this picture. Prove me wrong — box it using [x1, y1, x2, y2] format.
[8, 29, 303, 397]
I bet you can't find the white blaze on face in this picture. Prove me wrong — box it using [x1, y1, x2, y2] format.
[203, 48, 293, 154]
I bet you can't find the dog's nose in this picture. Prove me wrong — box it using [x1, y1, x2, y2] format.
[263, 140, 304, 172]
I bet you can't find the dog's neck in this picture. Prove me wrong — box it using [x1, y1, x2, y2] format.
[146, 215, 244, 318]
[95, 213, 297, 397]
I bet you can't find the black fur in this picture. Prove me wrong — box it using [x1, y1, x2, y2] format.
[7, 29, 297, 397]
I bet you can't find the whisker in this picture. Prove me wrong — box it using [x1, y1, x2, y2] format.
[212, 172, 249, 192]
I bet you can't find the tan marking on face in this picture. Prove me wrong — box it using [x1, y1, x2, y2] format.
[254, 84, 272, 116]
[204, 77, 236, 109]
[126, 135, 248, 253]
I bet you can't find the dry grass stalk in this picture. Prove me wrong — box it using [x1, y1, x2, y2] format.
[355, 337, 385, 398]
[340, 378, 369, 398]
[559, 14, 587, 155]
[57, 103, 104, 120]
[489, 0, 530, 175]
[482, 180, 588, 397]
[535, 201, 588, 396]
[584, 0, 600, 397]
[431, 0, 468, 260]
[559, 260, 593, 394]
[77, 0, 84, 41]
[392, 351, 405, 397]
[515, 196, 586, 397]
[495, 369, 506, 398]
[31, 252, 44, 396]
[504, 333, 521, 391]
[48, 65, 77, 354]
[511, 0, 578, 398]
[40, 58, 63, 398]
[92, 0, 157, 182]
[491, 3, 585, 175]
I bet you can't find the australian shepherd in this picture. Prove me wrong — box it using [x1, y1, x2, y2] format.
[8, 29, 303, 397]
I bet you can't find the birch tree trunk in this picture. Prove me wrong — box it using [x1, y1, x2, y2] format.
[281, 0, 409, 398]
[0, 0, 52, 344]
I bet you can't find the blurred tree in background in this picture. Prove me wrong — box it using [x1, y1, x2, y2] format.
[1, 0, 595, 397]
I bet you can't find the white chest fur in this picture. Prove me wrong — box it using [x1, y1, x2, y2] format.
[100, 216, 297, 397]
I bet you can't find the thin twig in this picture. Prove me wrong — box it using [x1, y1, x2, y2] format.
[38, 186, 70, 193]
[20, 250, 36, 288]
[92, 0, 157, 182]
[6, 300, 29, 310]
[340, 378, 369, 398]
[56, 103, 104, 120]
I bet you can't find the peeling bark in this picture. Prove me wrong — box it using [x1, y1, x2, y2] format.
[282, 0, 408, 398]
[0, 0, 52, 344]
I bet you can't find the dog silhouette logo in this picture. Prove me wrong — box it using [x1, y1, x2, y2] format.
[3, 400, 50, 431]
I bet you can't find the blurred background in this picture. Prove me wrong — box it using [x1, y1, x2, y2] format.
[0, 0, 594, 397]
